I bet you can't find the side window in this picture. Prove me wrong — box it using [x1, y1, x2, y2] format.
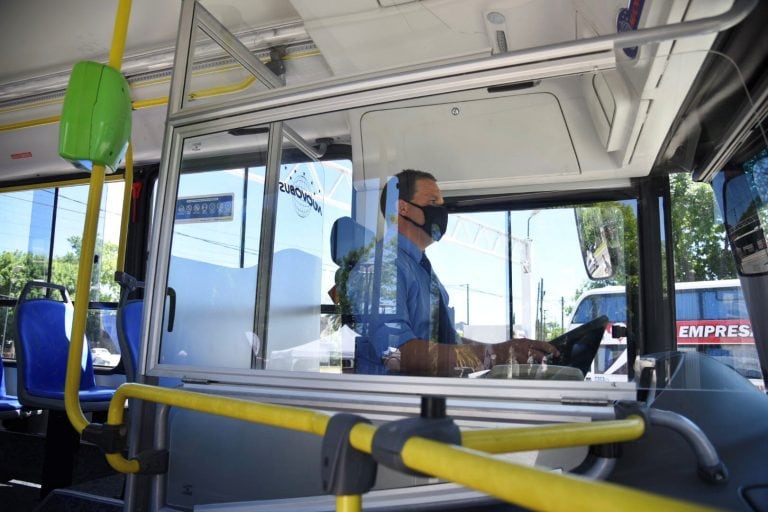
[670, 173, 761, 386]
[601, 295, 627, 324]
[0, 183, 124, 366]
[0, 189, 54, 359]
[572, 297, 597, 324]
[675, 291, 700, 321]
[702, 288, 747, 320]
[160, 157, 263, 369]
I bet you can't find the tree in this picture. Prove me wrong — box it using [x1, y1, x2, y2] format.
[50, 236, 120, 302]
[2, 237, 121, 355]
[570, 174, 735, 300]
[543, 320, 564, 340]
[670, 173, 736, 281]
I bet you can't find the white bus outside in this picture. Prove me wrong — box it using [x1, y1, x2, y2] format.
[568, 280, 762, 390]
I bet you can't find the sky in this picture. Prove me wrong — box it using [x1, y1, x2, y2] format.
[429, 207, 587, 336]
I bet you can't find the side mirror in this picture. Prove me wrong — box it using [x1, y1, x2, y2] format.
[714, 151, 768, 275]
[574, 204, 625, 280]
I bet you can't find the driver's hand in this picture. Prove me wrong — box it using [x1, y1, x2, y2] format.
[494, 338, 559, 365]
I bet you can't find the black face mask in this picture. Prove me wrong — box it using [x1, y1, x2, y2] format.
[403, 201, 448, 241]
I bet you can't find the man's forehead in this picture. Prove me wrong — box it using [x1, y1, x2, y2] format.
[414, 178, 441, 197]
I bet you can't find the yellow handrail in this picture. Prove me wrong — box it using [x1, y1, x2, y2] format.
[394, 436, 714, 512]
[116, 142, 133, 272]
[103, 383, 331, 473]
[97, 382, 718, 512]
[460, 417, 645, 453]
[64, 0, 132, 434]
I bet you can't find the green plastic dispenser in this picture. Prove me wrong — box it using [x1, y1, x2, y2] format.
[58, 61, 132, 172]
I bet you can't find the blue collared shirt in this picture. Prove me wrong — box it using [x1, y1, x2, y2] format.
[347, 230, 457, 374]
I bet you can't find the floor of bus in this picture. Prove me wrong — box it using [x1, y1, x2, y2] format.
[0, 414, 125, 512]
[0, 416, 525, 512]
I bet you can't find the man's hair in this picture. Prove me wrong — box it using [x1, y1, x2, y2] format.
[380, 169, 437, 216]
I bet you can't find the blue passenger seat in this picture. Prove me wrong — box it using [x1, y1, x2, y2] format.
[115, 271, 144, 383]
[330, 217, 380, 373]
[330, 216, 375, 324]
[0, 358, 25, 418]
[14, 281, 114, 410]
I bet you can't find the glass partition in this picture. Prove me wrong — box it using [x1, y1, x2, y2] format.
[146, 45, 765, 392]
[264, 136, 352, 372]
[159, 128, 267, 369]
[158, 116, 353, 372]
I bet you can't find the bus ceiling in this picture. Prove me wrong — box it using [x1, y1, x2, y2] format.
[0, 0, 763, 194]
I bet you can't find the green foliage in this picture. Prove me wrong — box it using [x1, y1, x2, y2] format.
[1, 236, 119, 302]
[669, 173, 736, 281]
[570, 174, 736, 311]
[543, 320, 564, 339]
[0, 252, 40, 297]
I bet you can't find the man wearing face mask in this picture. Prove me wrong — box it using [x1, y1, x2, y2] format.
[348, 169, 558, 376]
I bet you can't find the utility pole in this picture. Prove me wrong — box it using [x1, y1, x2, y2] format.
[463, 283, 470, 325]
[561, 296, 565, 332]
[535, 278, 546, 339]
[539, 278, 545, 339]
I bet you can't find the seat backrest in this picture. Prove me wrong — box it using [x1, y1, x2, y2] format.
[117, 300, 143, 383]
[15, 281, 96, 404]
[0, 360, 24, 417]
[115, 271, 145, 383]
[330, 217, 374, 268]
[329, 217, 376, 321]
[0, 358, 8, 397]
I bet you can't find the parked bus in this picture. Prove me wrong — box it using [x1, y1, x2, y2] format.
[1, 1, 768, 511]
[569, 280, 762, 389]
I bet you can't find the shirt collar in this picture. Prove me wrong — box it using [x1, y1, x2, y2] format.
[397, 231, 424, 263]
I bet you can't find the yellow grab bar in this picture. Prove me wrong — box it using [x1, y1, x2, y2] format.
[99, 383, 717, 512]
[116, 142, 133, 272]
[64, 164, 107, 432]
[336, 495, 362, 512]
[103, 383, 331, 473]
[460, 416, 646, 453]
[394, 435, 716, 512]
[64, 0, 132, 434]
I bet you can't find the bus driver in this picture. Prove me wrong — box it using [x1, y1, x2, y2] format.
[347, 169, 558, 376]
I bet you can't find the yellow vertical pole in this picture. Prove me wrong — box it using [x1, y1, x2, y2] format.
[336, 495, 362, 512]
[116, 142, 134, 272]
[65, 0, 133, 433]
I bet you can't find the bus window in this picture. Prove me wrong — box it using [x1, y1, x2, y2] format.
[671, 172, 762, 388]
[159, 129, 266, 369]
[0, 183, 123, 366]
[703, 288, 748, 320]
[426, 201, 638, 381]
[571, 293, 627, 325]
[675, 290, 700, 321]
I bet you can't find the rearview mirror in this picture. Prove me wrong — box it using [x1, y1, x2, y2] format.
[574, 204, 625, 280]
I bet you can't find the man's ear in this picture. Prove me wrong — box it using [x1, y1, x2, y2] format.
[397, 198, 408, 215]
